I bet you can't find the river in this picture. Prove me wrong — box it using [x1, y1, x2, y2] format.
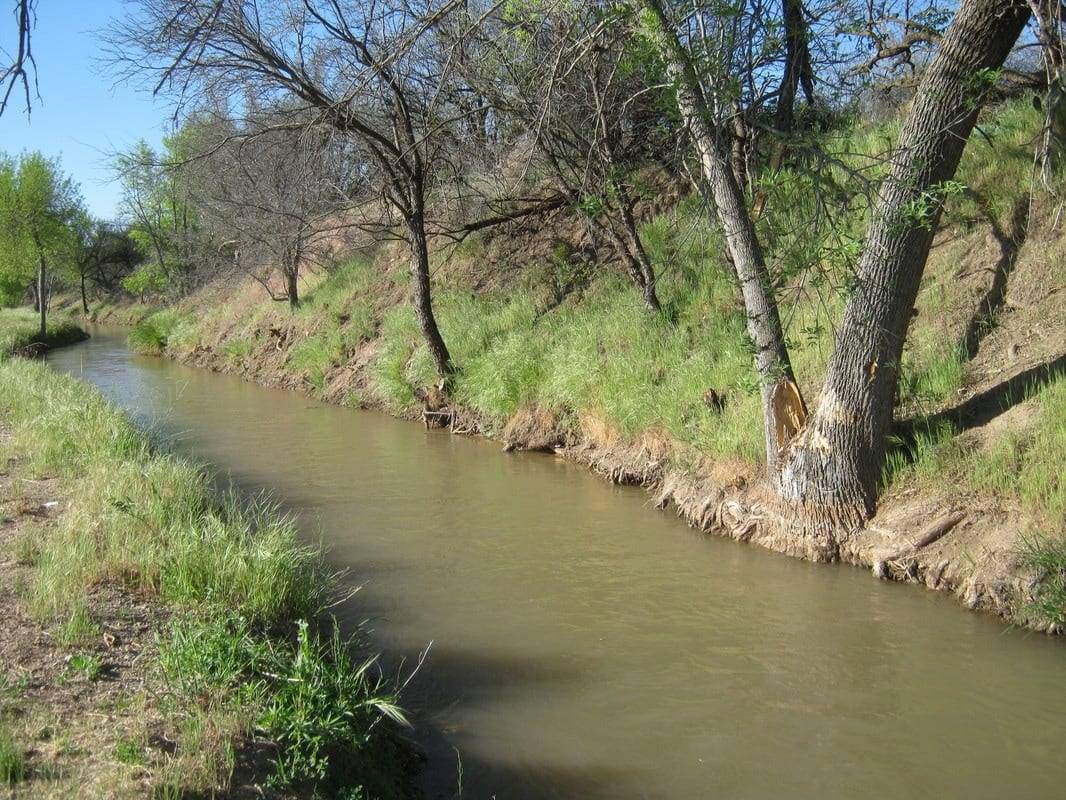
[48, 329, 1066, 799]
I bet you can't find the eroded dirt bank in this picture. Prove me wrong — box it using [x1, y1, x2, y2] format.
[73, 176, 1064, 634]
[102, 319, 1055, 635]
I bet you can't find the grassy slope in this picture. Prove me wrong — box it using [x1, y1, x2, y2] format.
[127, 99, 1063, 626]
[0, 308, 86, 355]
[0, 311, 415, 797]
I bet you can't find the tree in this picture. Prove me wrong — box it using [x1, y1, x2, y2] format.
[114, 137, 198, 294]
[180, 109, 345, 309]
[0, 151, 84, 336]
[463, 4, 669, 311]
[640, 0, 1033, 554]
[1, 0, 35, 116]
[111, 0, 495, 383]
[65, 213, 141, 313]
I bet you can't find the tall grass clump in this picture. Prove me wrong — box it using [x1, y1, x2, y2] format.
[158, 616, 410, 793]
[128, 309, 192, 354]
[1019, 534, 1066, 628]
[0, 727, 27, 786]
[287, 326, 346, 393]
[899, 343, 967, 410]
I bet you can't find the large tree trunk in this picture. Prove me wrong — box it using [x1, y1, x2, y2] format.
[286, 266, 299, 310]
[80, 269, 89, 315]
[407, 210, 454, 383]
[641, 0, 804, 474]
[37, 257, 47, 339]
[778, 0, 1031, 541]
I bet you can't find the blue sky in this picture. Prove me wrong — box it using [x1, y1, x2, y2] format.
[0, 0, 171, 220]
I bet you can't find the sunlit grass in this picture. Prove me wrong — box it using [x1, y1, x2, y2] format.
[1019, 534, 1066, 628]
[0, 354, 411, 795]
[970, 375, 1065, 524]
[128, 309, 195, 354]
[0, 308, 84, 358]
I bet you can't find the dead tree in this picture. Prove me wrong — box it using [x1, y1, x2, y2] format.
[180, 109, 343, 309]
[111, 0, 489, 381]
[1, 0, 35, 116]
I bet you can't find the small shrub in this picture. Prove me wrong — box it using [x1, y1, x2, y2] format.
[258, 621, 407, 788]
[67, 653, 103, 682]
[1019, 535, 1066, 628]
[114, 736, 148, 767]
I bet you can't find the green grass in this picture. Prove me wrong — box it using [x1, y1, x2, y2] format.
[0, 355, 413, 796]
[67, 653, 103, 682]
[287, 327, 347, 393]
[970, 375, 1066, 523]
[114, 736, 148, 767]
[1019, 534, 1066, 628]
[903, 345, 967, 409]
[128, 310, 193, 354]
[220, 337, 254, 365]
[0, 360, 325, 626]
[0, 727, 27, 786]
[0, 308, 85, 359]
[159, 615, 408, 790]
[54, 603, 102, 647]
[367, 217, 768, 462]
[881, 374, 1066, 626]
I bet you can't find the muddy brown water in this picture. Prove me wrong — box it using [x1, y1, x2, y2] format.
[49, 329, 1066, 799]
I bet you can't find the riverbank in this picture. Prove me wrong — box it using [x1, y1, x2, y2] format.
[89, 271, 1064, 636]
[63, 100, 1065, 632]
[0, 312, 419, 797]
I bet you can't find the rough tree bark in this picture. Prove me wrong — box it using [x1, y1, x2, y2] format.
[285, 266, 299, 310]
[643, 0, 1030, 556]
[36, 256, 46, 338]
[640, 0, 805, 475]
[777, 0, 1032, 545]
[80, 269, 89, 314]
[407, 207, 453, 382]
